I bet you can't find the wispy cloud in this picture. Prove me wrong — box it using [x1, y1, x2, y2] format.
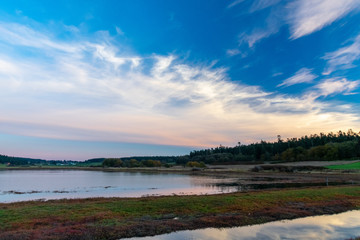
[227, 0, 246, 9]
[238, 28, 277, 48]
[236, 2, 283, 49]
[250, 0, 281, 12]
[323, 34, 360, 75]
[277, 68, 317, 87]
[115, 26, 124, 35]
[287, 0, 360, 39]
[0, 22, 79, 53]
[314, 78, 360, 97]
[0, 20, 359, 149]
[272, 72, 283, 77]
[231, 0, 360, 54]
[226, 48, 242, 57]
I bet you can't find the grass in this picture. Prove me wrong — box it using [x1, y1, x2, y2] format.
[1, 186, 360, 239]
[326, 161, 360, 170]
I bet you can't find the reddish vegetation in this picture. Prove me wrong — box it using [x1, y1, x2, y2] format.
[1, 185, 360, 239]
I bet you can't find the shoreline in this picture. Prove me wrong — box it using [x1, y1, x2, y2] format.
[2, 159, 359, 173]
[1, 164, 360, 239]
[1, 185, 359, 239]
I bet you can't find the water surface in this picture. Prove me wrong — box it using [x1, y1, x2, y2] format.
[0, 169, 237, 202]
[131, 210, 360, 240]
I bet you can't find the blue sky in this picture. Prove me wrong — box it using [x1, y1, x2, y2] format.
[0, 0, 360, 160]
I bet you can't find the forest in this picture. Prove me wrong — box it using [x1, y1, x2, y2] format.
[101, 130, 360, 167]
[177, 129, 360, 165]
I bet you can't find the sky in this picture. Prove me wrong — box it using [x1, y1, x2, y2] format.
[0, 0, 360, 160]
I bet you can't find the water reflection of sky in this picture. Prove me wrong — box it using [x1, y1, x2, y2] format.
[131, 210, 360, 240]
[0, 170, 238, 202]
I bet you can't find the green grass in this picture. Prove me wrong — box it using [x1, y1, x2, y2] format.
[326, 161, 360, 170]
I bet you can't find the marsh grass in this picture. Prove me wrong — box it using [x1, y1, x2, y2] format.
[1, 186, 360, 239]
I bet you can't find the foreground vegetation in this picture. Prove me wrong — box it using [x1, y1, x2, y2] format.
[1, 186, 359, 239]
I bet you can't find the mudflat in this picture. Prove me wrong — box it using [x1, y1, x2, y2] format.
[0, 176, 359, 239]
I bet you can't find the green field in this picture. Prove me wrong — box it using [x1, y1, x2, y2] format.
[326, 161, 360, 170]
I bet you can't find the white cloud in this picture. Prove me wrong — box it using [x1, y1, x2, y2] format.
[239, 29, 276, 48]
[237, 3, 283, 49]
[229, 0, 360, 57]
[226, 48, 241, 57]
[115, 26, 124, 35]
[92, 43, 141, 69]
[277, 68, 317, 87]
[0, 21, 359, 149]
[287, 0, 360, 39]
[250, 0, 281, 12]
[0, 22, 79, 53]
[63, 24, 80, 33]
[227, 0, 246, 9]
[323, 34, 360, 75]
[0, 58, 18, 74]
[314, 78, 360, 97]
[272, 72, 283, 77]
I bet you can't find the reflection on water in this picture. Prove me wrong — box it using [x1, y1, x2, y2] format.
[0, 170, 238, 202]
[131, 210, 360, 240]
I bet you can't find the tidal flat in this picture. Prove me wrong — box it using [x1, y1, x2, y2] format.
[0, 185, 359, 239]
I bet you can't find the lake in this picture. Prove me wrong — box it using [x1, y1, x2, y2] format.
[130, 210, 360, 240]
[0, 169, 238, 202]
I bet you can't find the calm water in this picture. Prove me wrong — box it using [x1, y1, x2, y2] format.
[0, 170, 237, 202]
[131, 210, 360, 240]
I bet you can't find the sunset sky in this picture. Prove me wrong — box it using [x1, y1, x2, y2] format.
[1, 0, 360, 160]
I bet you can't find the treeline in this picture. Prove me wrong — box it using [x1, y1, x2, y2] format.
[102, 130, 360, 167]
[0, 155, 76, 166]
[102, 158, 162, 168]
[0, 155, 46, 166]
[177, 130, 360, 165]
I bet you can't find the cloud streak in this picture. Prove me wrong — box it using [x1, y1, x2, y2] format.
[250, 0, 281, 13]
[277, 68, 317, 87]
[0, 20, 359, 152]
[323, 34, 360, 75]
[314, 78, 360, 97]
[233, 0, 360, 53]
[287, 0, 360, 39]
[227, 0, 245, 9]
